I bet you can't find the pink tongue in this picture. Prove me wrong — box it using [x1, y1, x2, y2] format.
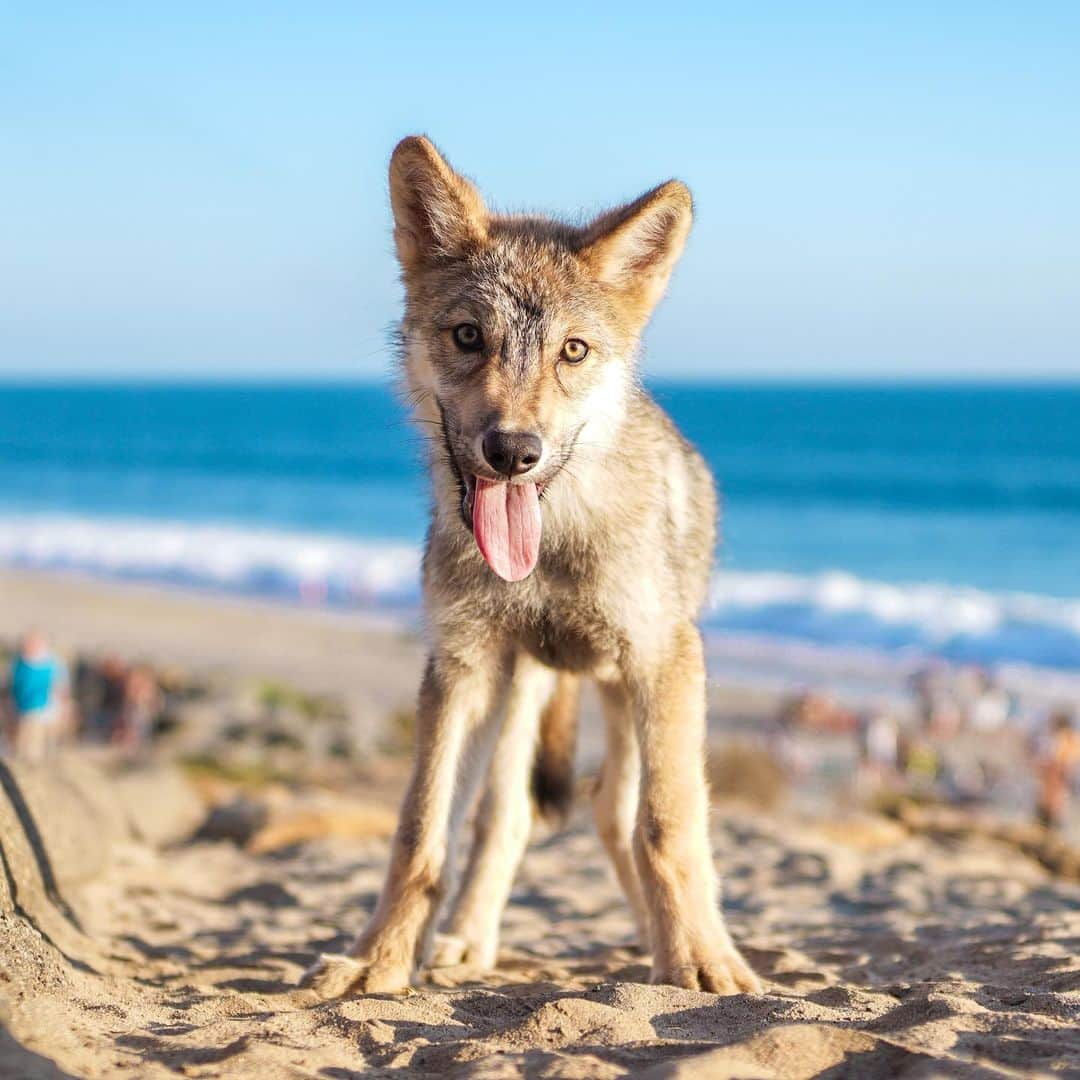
[472, 477, 542, 581]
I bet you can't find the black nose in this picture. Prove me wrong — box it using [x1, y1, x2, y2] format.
[482, 430, 543, 477]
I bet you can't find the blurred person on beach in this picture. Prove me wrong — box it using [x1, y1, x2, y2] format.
[72, 653, 125, 741]
[1034, 711, 1080, 831]
[113, 665, 161, 757]
[968, 671, 1013, 732]
[98, 655, 129, 742]
[857, 707, 900, 783]
[7, 630, 68, 764]
[912, 665, 953, 730]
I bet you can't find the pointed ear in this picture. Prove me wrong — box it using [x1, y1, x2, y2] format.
[389, 136, 488, 272]
[579, 180, 693, 318]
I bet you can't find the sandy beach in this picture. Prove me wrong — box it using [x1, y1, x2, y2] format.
[2, 570, 1079, 1078]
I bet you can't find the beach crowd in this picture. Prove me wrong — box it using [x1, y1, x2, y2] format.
[2, 630, 162, 763]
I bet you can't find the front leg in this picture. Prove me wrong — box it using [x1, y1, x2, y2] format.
[302, 649, 502, 997]
[629, 622, 762, 995]
[428, 653, 555, 976]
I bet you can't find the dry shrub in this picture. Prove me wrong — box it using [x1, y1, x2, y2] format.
[883, 798, 1080, 882]
[180, 753, 292, 790]
[707, 740, 788, 809]
[811, 816, 907, 851]
[248, 803, 398, 854]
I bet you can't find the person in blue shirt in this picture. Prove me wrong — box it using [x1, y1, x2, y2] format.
[8, 630, 67, 763]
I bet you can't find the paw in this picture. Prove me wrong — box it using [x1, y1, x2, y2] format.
[426, 931, 496, 972]
[299, 953, 411, 998]
[652, 947, 763, 995]
[425, 963, 489, 988]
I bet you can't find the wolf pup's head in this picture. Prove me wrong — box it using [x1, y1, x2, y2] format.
[391, 136, 692, 582]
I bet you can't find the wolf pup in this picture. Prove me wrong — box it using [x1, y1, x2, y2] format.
[303, 136, 761, 997]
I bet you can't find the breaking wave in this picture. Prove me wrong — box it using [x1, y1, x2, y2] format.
[0, 515, 420, 609]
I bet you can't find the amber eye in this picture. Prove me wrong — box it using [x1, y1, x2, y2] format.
[452, 323, 483, 352]
[561, 338, 589, 363]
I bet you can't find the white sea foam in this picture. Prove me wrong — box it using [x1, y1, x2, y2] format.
[707, 569, 1080, 642]
[0, 514, 1077, 673]
[0, 515, 420, 607]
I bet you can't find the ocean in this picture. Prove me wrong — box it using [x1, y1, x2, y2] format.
[1, 382, 1078, 677]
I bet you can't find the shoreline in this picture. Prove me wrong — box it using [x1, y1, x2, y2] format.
[3, 564, 1077, 709]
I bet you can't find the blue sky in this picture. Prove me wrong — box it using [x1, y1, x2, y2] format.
[2, 3, 1078, 380]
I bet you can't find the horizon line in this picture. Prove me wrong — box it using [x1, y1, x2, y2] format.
[0, 373, 1078, 390]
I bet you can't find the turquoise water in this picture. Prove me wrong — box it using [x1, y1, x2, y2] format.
[1, 382, 1077, 670]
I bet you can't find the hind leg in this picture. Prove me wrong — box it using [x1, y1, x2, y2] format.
[594, 681, 650, 947]
[427, 653, 556, 975]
